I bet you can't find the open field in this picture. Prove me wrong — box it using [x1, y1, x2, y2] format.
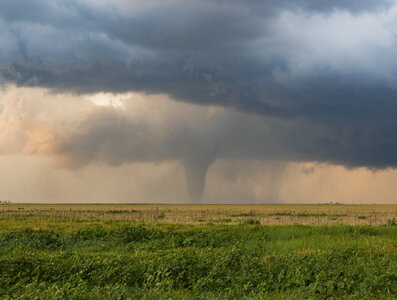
[1, 204, 397, 299]
[1, 204, 397, 229]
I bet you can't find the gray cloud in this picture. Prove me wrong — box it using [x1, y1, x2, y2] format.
[51, 94, 396, 201]
[57, 95, 397, 169]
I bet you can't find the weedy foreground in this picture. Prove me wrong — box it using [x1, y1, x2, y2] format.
[0, 204, 397, 299]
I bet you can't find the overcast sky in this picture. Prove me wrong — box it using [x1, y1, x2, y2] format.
[1, 0, 397, 203]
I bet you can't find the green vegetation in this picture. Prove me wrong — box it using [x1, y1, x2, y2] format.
[1, 204, 396, 298]
[387, 218, 397, 226]
[1, 221, 397, 299]
[231, 211, 256, 217]
[240, 218, 261, 225]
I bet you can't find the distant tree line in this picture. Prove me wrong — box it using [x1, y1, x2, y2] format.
[328, 201, 343, 205]
[0, 200, 11, 204]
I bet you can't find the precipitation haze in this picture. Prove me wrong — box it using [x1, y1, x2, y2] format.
[1, 0, 397, 203]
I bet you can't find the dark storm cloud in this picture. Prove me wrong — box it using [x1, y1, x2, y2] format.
[58, 97, 397, 171]
[1, 0, 397, 171]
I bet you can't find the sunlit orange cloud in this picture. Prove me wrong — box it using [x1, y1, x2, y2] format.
[0, 85, 93, 157]
[24, 121, 62, 155]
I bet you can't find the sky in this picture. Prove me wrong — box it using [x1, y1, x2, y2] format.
[1, 0, 397, 203]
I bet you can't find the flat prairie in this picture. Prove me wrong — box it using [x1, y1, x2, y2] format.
[0, 204, 396, 229]
[1, 204, 397, 299]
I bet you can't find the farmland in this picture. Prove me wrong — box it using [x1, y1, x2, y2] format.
[1, 204, 397, 299]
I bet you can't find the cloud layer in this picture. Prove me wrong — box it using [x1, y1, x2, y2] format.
[2, 1, 397, 201]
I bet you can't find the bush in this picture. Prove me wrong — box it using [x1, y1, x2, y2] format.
[241, 219, 260, 225]
[387, 218, 397, 226]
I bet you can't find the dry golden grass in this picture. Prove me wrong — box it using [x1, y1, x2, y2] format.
[0, 203, 396, 229]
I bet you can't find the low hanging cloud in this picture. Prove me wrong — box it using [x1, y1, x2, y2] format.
[1, 86, 397, 201]
[0, 87, 289, 201]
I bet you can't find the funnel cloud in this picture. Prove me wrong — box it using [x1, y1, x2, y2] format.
[183, 159, 211, 203]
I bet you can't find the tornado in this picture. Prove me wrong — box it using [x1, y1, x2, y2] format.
[183, 152, 214, 203]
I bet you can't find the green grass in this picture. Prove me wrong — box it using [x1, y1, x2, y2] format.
[231, 211, 256, 217]
[1, 223, 397, 299]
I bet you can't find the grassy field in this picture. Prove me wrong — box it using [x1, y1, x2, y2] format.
[1, 204, 397, 228]
[1, 204, 397, 299]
